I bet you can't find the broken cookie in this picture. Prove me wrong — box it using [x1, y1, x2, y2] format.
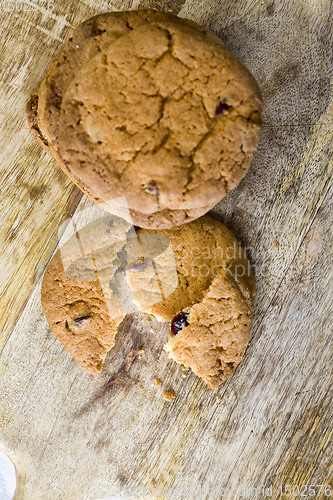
[41, 216, 131, 374]
[129, 215, 256, 388]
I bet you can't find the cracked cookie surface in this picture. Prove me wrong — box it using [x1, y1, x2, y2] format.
[58, 21, 262, 228]
[41, 216, 131, 374]
[26, 10, 227, 221]
[165, 266, 254, 388]
[130, 215, 255, 388]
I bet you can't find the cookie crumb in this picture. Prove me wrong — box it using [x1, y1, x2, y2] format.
[139, 387, 144, 392]
[163, 390, 175, 401]
[154, 379, 162, 387]
[274, 241, 279, 249]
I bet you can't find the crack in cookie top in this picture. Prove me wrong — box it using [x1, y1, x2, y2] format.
[59, 21, 262, 221]
[34, 10, 227, 158]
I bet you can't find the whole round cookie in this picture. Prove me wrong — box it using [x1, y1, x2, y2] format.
[58, 21, 262, 228]
[41, 216, 132, 374]
[26, 10, 226, 209]
[126, 215, 256, 388]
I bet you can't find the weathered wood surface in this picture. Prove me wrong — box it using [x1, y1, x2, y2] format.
[0, 0, 332, 499]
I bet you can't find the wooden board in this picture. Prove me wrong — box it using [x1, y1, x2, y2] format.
[0, 1, 332, 499]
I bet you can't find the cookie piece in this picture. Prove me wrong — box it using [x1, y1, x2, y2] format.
[127, 215, 255, 388]
[26, 10, 227, 215]
[58, 21, 262, 228]
[165, 265, 253, 388]
[41, 216, 131, 374]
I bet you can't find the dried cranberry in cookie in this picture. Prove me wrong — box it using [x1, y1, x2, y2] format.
[171, 311, 190, 336]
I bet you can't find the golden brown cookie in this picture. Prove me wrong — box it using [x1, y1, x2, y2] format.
[26, 10, 228, 214]
[126, 215, 255, 388]
[58, 21, 262, 228]
[165, 266, 254, 388]
[41, 216, 131, 374]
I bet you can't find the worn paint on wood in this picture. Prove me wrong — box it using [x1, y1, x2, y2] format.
[0, 0, 332, 499]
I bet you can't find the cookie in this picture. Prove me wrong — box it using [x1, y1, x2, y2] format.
[126, 216, 255, 388]
[58, 20, 262, 228]
[41, 215, 132, 374]
[26, 10, 227, 215]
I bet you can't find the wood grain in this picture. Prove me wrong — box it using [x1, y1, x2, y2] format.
[0, 0, 134, 349]
[0, 0, 332, 499]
